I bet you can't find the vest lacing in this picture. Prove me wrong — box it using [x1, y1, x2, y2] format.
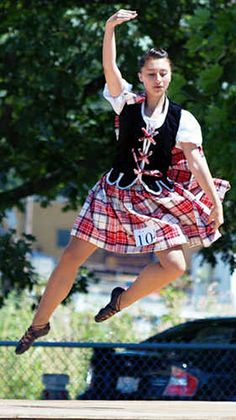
[132, 127, 163, 181]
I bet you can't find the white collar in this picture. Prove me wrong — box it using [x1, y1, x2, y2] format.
[141, 97, 169, 129]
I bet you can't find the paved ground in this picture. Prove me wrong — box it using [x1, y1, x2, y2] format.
[0, 400, 236, 419]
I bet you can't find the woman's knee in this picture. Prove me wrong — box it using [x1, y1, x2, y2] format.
[158, 248, 187, 276]
[60, 237, 96, 267]
[170, 258, 186, 276]
[60, 243, 81, 268]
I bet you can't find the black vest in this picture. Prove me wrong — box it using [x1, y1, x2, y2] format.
[106, 99, 182, 194]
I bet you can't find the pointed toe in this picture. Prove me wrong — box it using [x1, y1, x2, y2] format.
[94, 287, 125, 323]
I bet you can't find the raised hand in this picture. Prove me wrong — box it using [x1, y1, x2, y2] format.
[106, 9, 138, 28]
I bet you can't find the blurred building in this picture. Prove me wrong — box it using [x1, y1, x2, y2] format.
[15, 197, 77, 258]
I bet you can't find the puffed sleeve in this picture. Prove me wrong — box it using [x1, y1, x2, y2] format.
[175, 109, 203, 149]
[103, 79, 133, 115]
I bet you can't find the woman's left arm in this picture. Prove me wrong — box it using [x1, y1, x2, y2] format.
[181, 142, 224, 230]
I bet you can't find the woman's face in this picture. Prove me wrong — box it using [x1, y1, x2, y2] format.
[138, 58, 172, 98]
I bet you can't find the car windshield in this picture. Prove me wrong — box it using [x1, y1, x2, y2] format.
[190, 326, 234, 344]
[146, 321, 236, 344]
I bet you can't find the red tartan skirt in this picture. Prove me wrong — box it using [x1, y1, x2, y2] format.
[71, 166, 230, 254]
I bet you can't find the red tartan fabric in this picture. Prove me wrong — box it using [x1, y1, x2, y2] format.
[71, 147, 230, 254]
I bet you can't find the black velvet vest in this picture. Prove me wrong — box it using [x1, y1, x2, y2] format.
[106, 99, 182, 194]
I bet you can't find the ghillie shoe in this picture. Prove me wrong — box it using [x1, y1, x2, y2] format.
[94, 287, 125, 323]
[15, 323, 50, 355]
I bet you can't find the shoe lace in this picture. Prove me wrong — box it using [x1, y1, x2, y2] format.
[20, 327, 36, 345]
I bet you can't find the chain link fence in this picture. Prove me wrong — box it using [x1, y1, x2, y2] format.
[1, 341, 236, 401]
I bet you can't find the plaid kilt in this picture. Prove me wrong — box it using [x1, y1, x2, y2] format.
[71, 148, 230, 254]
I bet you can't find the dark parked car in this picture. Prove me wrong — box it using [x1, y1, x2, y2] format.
[78, 317, 236, 401]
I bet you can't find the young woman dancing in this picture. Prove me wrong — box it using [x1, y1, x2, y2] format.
[16, 10, 230, 355]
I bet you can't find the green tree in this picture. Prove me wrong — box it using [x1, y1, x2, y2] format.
[0, 0, 235, 303]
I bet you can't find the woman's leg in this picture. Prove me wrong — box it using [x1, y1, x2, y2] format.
[119, 245, 186, 310]
[16, 237, 97, 354]
[32, 237, 97, 326]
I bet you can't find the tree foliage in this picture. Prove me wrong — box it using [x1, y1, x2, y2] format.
[0, 0, 235, 303]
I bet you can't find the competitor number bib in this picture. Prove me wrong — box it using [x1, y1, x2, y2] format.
[134, 226, 157, 247]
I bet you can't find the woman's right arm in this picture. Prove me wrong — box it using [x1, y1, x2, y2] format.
[103, 10, 137, 97]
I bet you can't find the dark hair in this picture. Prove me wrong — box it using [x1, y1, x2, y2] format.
[138, 48, 172, 71]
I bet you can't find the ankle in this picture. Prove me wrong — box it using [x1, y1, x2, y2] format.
[31, 322, 49, 330]
[119, 291, 130, 311]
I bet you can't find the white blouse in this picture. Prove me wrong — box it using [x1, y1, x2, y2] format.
[103, 80, 202, 150]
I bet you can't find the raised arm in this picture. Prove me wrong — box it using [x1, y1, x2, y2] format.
[103, 10, 137, 97]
